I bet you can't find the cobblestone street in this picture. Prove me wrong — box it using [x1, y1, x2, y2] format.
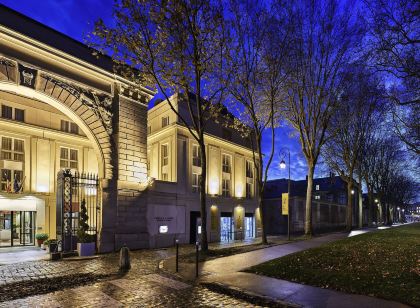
[0, 247, 275, 307]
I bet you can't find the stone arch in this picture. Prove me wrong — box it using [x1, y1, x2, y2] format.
[0, 58, 115, 179]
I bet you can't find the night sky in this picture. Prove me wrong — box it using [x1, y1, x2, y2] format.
[0, 0, 322, 181]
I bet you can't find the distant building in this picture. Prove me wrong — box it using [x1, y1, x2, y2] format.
[263, 175, 360, 234]
[146, 93, 259, 247]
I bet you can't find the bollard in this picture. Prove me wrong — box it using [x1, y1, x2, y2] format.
[175, 239, 179, 273]
[119, 244, 131, 271]
[195, 241, 199, 278]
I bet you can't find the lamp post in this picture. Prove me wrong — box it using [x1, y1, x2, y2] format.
[279, 149, 291, 241]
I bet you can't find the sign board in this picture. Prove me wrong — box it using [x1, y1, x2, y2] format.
[282, 193, 289, 215]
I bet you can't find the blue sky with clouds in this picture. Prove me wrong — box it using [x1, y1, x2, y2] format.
[0, 0, 327, 181]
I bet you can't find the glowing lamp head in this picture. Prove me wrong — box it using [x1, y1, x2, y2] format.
[351, 190, 355, 195]
[279, 160, 286, 169]
[375, 199, 379, 203]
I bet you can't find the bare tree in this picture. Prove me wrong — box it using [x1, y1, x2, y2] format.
[223, 0, 290, 244]
[324, 66, 384, 231]
[280, 0, 365, 236]
[365, 0, 420, 154]
[91, 0, 227, 251]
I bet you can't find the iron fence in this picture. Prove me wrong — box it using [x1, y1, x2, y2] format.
[56, 170, 100, 252]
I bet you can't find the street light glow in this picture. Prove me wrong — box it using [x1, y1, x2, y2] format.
[351, 190, 355, 195]
[279, 160, 286, 169]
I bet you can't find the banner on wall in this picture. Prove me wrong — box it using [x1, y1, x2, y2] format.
[282, 193, 289, 215]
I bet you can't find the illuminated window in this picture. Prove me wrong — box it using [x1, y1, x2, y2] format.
[192, 144, 201, 167]
[246, 182, 253, 199]
[161, 144, 168, 166]
[246, 161, 253, 178]
[315, 185, 320, 191]
[60, 147, 78, 169]
[315, 195, 320, 200]
[1, 137, 24, 162]
[222, 154, 231, 173]
[161, 116, 170, 128]
[222, 179, 231, 197]
[1, 169, 23, 192]
[192, 172, 201, 193]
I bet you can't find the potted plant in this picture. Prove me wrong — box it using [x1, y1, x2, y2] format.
[77, 199, 95, 256]
[45, 239, 57, 253]
[35, 233, 48, 247]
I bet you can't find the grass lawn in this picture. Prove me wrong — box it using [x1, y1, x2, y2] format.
[247, 223, 420, 307]
[180, 237, 306, 263]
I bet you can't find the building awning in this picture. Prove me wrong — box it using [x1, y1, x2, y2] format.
[0, 197, 37, 211]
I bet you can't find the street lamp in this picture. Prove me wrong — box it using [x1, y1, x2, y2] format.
[279, 149, 291, 241]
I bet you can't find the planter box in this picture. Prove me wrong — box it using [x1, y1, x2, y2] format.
[77, 242, 95, 256]
[49, 242, 58, 253]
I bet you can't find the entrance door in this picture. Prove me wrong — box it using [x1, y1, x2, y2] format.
[189, 211, 201, 244]
[0, 211, 35, 247]
[245, 214, 255, 239]
[220, 212, 234, 242]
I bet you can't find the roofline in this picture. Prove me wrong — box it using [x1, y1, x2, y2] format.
[0, 5, 156, 97]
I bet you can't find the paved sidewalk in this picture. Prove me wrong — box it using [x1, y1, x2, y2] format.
[165, 232, 409, 308]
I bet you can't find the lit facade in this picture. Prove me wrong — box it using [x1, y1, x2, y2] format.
[0, 5, 154, 252]
[147, 94, 260, 247]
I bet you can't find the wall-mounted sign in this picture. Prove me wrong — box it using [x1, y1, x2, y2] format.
[159, 225, 168, 234]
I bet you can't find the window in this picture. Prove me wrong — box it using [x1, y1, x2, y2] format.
[1, 169, 23, 192]
[222, 154, 231, 173]
[1, 105, 12, 119]
[192, 172, 201, 193]
[222, 179, 231, 197]
[1, 105, 25, 122]
[315, 184, 320, 191]
[161, 144, 168, 181]
[246, 161, 253, 178]
[60, 147, 78, 169]
[192, 144, 201, 167]
[315, 195, 321, 200]
[246, 182, 253, 199]
[147, 126, 151, 134]
[15, 108, 24, 122]
[61, 120, 79, 134]
[1, 137, 24, 162]
[70, 122, 79, 134]
[161, 144, 168, 166]
[162, 116, 170, 128]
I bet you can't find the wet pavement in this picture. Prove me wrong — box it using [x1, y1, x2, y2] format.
[0, 243, 283, 307]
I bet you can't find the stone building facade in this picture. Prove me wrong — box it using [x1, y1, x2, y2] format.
[0, 5, 154, 252]
[146, 94, 260, 247]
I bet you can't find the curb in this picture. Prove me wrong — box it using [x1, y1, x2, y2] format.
[201, 281, 301, 308]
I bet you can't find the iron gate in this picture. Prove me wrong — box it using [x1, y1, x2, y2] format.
[56, 169, 100, 252]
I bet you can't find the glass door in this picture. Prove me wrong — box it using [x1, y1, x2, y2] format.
[20, 211, 35, 245]
[245, 215, 255, 239]
[0, 211, 12, 247]
[220, 216, 234, 242]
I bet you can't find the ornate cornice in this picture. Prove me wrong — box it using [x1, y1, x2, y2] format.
[41, 73, 113, 134]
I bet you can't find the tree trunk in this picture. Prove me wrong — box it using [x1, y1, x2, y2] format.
[357, 172, 363, 229]
[258, 193, 268, 244]
[304, 164, 315, 236]
[346, 181, 353, 232]
[367, 185, 374, 227]
[199, 140, 208, 252]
